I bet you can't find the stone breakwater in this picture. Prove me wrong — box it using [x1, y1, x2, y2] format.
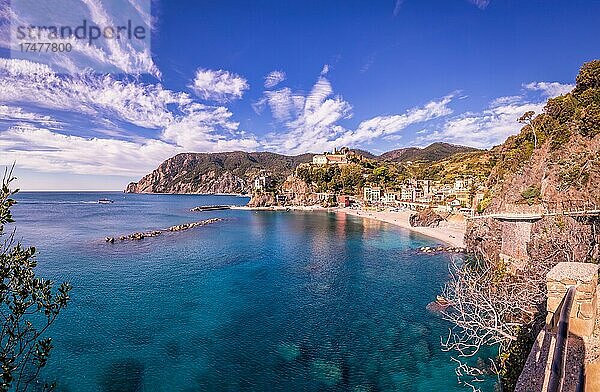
[104, 218, 223, 243]
[418, 246, 468, 254]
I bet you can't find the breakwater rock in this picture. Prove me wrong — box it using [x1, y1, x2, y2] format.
[418, 246, 467, 254]
[105, 218, 223, 242]
[167, 218, 222, 232]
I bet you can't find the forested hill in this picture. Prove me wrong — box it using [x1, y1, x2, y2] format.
[124, 143, 480, 194]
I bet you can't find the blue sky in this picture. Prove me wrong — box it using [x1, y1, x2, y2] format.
[0, 0, 598, 190]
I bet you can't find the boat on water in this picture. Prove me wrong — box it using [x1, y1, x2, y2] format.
[190, 205, 231, 212]
[98, 198, 114, 204]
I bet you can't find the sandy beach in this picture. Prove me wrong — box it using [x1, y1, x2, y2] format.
[336, 208, 466, 248]
[235, 205, 467, 248]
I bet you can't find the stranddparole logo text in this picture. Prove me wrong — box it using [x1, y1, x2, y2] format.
[15, 19, 147, 45]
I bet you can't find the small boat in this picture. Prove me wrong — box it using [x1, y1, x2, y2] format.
[190, 205, 231, 212]
[98, 198, 114, 204]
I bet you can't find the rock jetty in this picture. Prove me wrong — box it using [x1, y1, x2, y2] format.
[167, 218, 222, 232]
[105, 218, 223, 242]
[418, 246, 467, 254]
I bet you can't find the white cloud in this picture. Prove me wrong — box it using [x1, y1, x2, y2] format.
[320, 64, 330, 76]
[0, 59, 259, 173]
[0, 105, 61, 127]
[0, 59, 191, 128]
[261, 72, 454, 154]
[337, 95, 454, 146]
[490, 95, 522, 107]
[3, 0, 159, 76]
[264, 70, 286, 88]
[524, 81, 574, 98]
[260, 88, 300, 121]
[418, 100, 544, 149]
[416, 81, 575, 149]
[190, 68, 249, 102]
[0, 124, 180, 176]
[161, 103, 259, 151]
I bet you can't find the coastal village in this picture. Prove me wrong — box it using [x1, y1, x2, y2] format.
[251, 147, 487, 217]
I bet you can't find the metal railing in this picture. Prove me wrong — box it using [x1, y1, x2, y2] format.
[547, 286, 584, 392]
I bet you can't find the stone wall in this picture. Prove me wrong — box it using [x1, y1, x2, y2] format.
[517, 262, 599, 392]
[546, 262, 599, 337]
[499, 220, 533, 264]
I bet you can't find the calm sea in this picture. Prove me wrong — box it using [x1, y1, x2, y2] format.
[8, 192, 493, 391]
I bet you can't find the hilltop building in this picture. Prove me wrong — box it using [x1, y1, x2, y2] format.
[312, 148, 349, 165]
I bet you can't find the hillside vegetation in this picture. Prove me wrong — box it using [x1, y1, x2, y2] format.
[452, 60, 600, 391]
[125, 143, 483, 195]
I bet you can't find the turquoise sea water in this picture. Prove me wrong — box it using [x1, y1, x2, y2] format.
[9, 192, 493, 391]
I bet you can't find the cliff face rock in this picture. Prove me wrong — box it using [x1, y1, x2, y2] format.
[409, 209, 445, 227]
[125, 151, 313, 194]
[281, 175, 320, 206]
[246, 175, 320, 207]
[467, 60, 600, 265]
[247, 193, 276, 207]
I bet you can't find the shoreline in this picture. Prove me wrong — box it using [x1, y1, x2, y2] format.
[235, 205, 466, 248]
[336, 208, 466, 248]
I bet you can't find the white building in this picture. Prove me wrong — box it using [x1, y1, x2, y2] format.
[363, 186, 381, 202]
[381, 192, 398, 204]
[254, 176, 269, 190]
[312, 155, 328, 165]
[312, 154, 348, 165]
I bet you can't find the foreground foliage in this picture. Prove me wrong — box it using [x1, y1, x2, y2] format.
[0, 169, 72, 391]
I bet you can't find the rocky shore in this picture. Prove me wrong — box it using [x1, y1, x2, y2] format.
[105, 218, 223, 242]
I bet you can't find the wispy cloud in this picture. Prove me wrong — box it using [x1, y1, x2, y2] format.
[0, 57, 256, 169]
[0, 123, 180, 176]
[418, 100, 543, 148]
[0, 105, 61, 128]
[264, 70, 286, 88]
[0, 59, 192, 128]
[260, 68, 454, 154]
[190, 68, 249, 102]
[360, 53, 376, 73]
[393, 0, 405, 17]
[468, 0, 491, 10]
[161, 103, 259, 151]
[523, 81, 574, 97]
[415, 80, 575, 148]
[2, 0, 159, 77]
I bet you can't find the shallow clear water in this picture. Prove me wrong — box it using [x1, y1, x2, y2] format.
[8, 192, 493, 391]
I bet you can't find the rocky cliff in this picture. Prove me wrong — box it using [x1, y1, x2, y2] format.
[466, 60, 600, 266]
[125, 151, 313, 194]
